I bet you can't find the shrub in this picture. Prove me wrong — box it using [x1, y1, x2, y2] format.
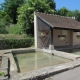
[7, 24, 22, 34]
[0, 21, 8, 34]
[0, 38, 34, 49]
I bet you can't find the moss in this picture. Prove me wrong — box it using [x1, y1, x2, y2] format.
[0, 72, 5, 76]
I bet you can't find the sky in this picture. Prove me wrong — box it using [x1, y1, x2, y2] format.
[0, 0, 80, 11]
[0, 0, 4, 4]
[55, 0, 80, 11]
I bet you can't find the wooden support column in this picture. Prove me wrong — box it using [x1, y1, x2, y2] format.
[49, 27, 54, 50]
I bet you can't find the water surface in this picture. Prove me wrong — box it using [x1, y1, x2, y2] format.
[14, 52, 71, 73]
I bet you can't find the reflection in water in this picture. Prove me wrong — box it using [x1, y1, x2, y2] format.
[49, 53, 51, 65]
[35, 53, 37, 69]
[14, 52, 71, 73]
[14, 56, 20, 72]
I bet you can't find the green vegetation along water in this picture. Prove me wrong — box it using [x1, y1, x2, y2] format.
[14, 52, 71, 73]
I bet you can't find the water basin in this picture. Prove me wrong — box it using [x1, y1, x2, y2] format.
[13, 51, 72, 73]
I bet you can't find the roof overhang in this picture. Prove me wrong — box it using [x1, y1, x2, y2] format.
[35, 12, 80, 32]
[54, 27, 80, 32]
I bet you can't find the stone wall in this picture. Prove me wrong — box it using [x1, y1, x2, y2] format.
[0, 56, 10, 80]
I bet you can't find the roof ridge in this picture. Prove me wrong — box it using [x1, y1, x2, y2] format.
[35, 12, 72, 19]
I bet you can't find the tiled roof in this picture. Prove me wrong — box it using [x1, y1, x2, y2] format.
[35, 12, 80, 30]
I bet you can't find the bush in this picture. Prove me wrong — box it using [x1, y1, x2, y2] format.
[0, 38, 34, 49]
[0, 21, 8, 34]
[0, 10, 11, 34]
[7, 24, 22, 34]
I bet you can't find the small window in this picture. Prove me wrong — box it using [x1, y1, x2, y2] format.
[62, 30, 67, 35]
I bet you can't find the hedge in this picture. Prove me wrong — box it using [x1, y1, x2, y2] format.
[0, 38, 34, 49]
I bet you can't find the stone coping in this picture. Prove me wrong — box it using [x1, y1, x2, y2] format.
[5, 47, 80, 61]
[42, 49, 80, 60]
[19, 59, 80, 80]
[4, 53, 17, 72]
[0, 56, 9, 80]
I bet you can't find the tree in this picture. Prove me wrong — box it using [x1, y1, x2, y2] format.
[57, 7, 80, 22]
[73, 10, 80, 21]
[45, 0, 56, 10]
[0, 10, 11, 33]
[17, 0, 56, 36]
[57, 7, 69, 16]
[1, 0, 26, 24]
[66, 10, 74, 17]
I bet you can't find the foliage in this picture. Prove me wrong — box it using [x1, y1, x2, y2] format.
[0, 38, 34, 49]
[0, 22, 8, 34]
[56, 7, 80, 22]
[17, 0, 55, 35]
[17, 4, 34, 35]
[1, 0, 26, 24]
[0, 10, 11, 34]
[57, 7, 70, 16]
[7, 24, 22, 34]
[46, 0, 56, 10]
[0, 10, 11, 26]
[73, 10, 80, 21]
